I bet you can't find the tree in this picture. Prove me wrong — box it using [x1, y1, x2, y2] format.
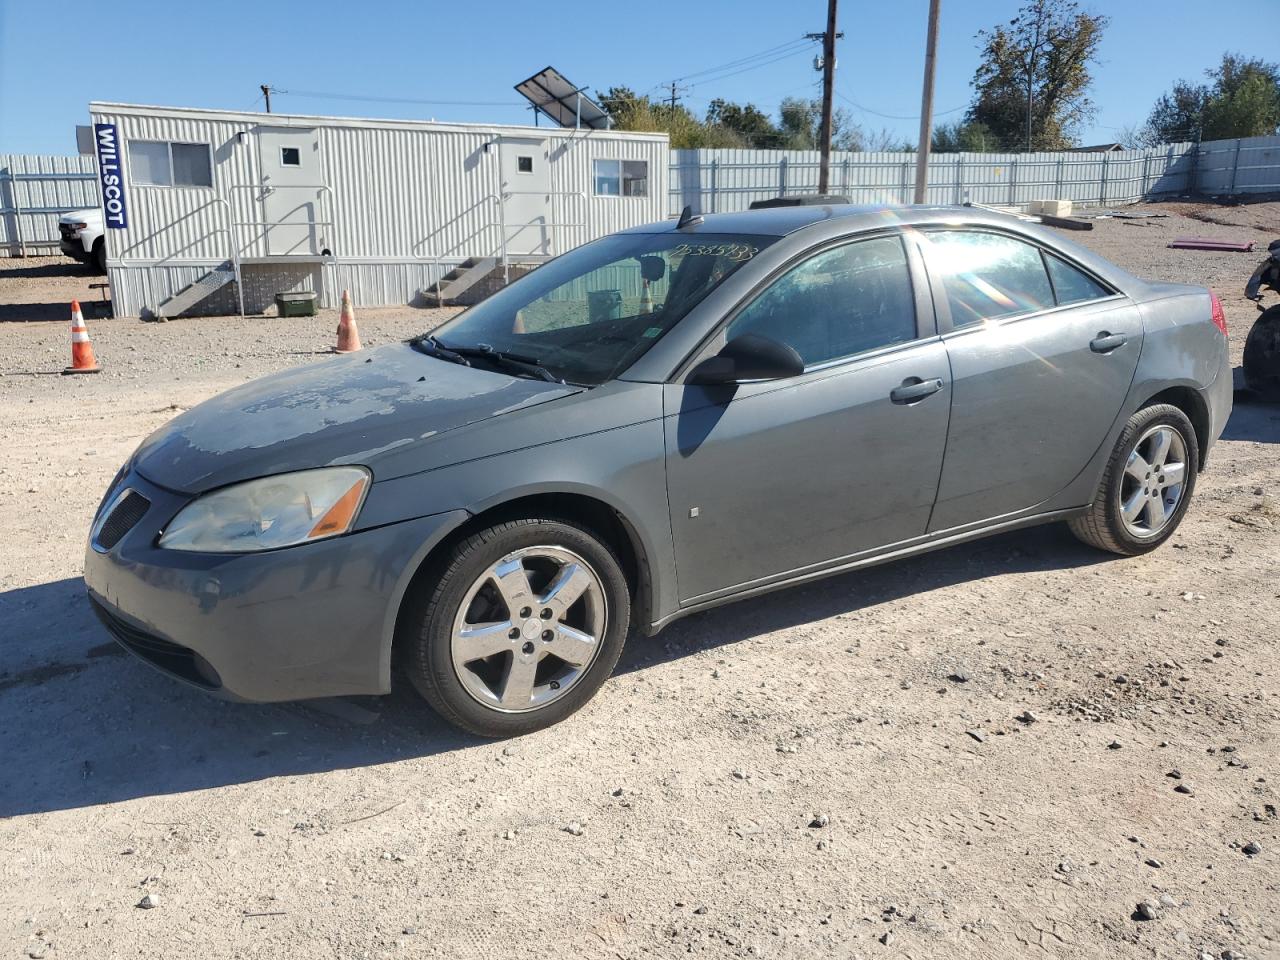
[777, 97, 859, 150]
[932, 119, 999, 152]
[706, 99, 783, 148]
[1141, 54, 1280, 144]
[966, 0, 1108, 151]
[597, 87, 746, 148]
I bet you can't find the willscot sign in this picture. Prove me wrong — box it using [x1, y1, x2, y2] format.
[94, 123, 128, 229]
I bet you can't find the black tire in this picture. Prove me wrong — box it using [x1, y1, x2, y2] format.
[1243, 306, 1280, 402]
[1068, 403, 1199, 556]
[401, 518, 631, 738]
[93, 239, 107, 274]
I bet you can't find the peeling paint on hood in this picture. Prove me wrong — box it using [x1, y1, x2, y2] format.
[132, 343, 579, 493]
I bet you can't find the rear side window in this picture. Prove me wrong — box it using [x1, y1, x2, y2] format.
[728, 235, 916, 367]
[925, 231, 1054, 326]
[1046, 254, 1110, 305]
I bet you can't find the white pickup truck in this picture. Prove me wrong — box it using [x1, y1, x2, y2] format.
[59, 207, 105, 272]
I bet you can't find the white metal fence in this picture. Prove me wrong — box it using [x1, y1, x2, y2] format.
[669, 134, 1280, 215]
[0, 154, 98, 257]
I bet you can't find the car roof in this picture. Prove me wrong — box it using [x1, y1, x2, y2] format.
[622, 202, 1138, 291]
[621, 203, 1025, 238]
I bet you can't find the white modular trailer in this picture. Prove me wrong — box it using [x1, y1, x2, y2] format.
[87, 102, 670, 318]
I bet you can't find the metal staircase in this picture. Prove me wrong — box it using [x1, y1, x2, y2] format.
[156, 264, 236, 319]
[423, 257, 500, 306]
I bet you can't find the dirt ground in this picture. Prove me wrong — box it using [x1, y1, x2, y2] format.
[1, 202, 1277, 960]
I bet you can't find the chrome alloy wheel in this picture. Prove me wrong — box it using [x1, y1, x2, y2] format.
[1118, 424, 1188, 539]
[450, 545, 608, 713]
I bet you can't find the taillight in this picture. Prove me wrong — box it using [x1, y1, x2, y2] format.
[1209, 292, 1228, 337]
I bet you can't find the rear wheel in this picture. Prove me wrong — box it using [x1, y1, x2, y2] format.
[402, 518, 631, 737]
[1068, 404, 1198, 556]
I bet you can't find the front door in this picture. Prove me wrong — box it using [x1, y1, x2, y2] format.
[256, 127, 324, 256]
[664, 233, 952, 603]
[920, 228, 1143, 531]
[500, 137, 551, 257]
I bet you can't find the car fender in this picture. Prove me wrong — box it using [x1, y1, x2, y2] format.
[369, 415, 679, 686]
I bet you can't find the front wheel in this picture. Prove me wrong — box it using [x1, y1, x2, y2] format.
[1068, 403, 1199, 556]
[401, 518, 631, 737]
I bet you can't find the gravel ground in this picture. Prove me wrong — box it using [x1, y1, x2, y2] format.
[1, 202, 1278, 960]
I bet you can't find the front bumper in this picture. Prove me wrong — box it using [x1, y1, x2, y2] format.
[60, 238, 88, 261]
[83, 469, 467, 702]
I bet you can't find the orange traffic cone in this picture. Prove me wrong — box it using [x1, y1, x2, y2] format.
[62, 300, 101, 375]
[334, 289, 362, 353]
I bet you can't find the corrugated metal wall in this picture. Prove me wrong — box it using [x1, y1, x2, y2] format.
[1193, 136, 1280, 193]
[0, 154, 98, 257]
[91, 103, 668, 316]
[669, 141, 1207, 214]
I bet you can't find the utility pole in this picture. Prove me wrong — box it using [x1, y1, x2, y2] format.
[667, 82, 683, 112]
[912, 0, 941, 204]
[261, 84, 272, 113]
[816, 0, 839, 194]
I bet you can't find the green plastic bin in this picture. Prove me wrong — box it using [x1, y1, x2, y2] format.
[276, 291, 318, 317]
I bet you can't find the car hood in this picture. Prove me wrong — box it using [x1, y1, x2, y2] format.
[132, 343, 580, 493]
[60, 207, 102, 225]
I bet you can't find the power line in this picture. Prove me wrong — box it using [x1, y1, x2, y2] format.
[687, 46, 816, 89]
[675, 37, 814, 84]
[837, 89, 967, 121]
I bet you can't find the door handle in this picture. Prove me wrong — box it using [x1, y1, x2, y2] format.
[890, 377, 944, 404]
[1090, 331, 1127, 353]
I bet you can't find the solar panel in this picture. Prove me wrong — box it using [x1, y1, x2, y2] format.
[515, 67, 611, 130]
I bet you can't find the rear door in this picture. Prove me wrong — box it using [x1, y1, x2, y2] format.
[664, 232, 951, 603]
[920, 228, 1142, 532]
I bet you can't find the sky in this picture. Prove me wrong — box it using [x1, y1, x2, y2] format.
[0, 0, 1274, 155]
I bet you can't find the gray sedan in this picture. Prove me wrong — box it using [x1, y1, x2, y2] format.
[85, 204, 1232, 737]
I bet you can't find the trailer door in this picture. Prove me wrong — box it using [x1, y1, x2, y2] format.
[500, 137, 552, 257]
[256, 127, 325, 256]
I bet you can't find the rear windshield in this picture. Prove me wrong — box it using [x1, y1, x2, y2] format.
[426, 232, 775, 385]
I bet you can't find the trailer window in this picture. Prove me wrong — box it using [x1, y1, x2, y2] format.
[280, 146, 302, 167]
[593, 159, 648, 197]
[128, 141, 172, 186]
[128, 140, 212, 188]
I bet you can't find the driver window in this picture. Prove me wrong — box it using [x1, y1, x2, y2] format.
[727, 235, 917, 367]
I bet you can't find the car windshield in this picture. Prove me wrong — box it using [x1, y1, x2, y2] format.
[423, 232, 775, 385]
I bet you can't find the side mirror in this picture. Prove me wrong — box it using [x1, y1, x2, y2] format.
[687, 334, 805, 385]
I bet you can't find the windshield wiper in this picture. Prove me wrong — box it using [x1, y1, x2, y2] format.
[409, 335, 472, 367]
[434, 340, 564, 384]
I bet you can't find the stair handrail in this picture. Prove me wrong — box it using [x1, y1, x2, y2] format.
[225, 183, 336, 259]
[207, 196, 245, 318]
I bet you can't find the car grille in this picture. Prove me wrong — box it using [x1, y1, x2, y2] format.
[90, 597, 221, 689]
[95, 490, 150, 550]
[59, 223, 77, 241]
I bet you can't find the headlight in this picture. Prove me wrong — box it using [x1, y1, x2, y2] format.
[158, 467, 370, 553]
